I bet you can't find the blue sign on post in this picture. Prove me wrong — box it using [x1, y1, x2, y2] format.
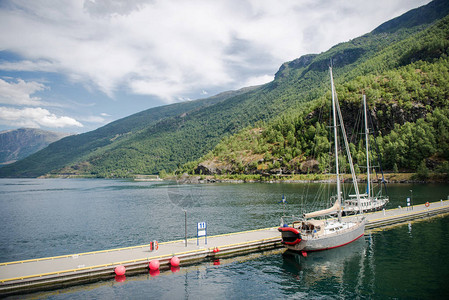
[197, 221, 207, 245]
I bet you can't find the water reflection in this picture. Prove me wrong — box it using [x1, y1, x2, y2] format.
[2, 180, 449, 298]
[114, 274, 126, 282]
[281, 237, 367, 286]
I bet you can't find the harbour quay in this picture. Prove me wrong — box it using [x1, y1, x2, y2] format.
[1, 200, 448, 296]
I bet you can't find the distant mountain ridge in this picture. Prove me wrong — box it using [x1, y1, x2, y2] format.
[0, 86, 258, 176]
[0, 0, 448, 178]
[373, 0, 448, 34]
[0, 128, 71, 165]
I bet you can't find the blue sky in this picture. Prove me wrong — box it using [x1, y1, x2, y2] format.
[0, 0, 431, 133]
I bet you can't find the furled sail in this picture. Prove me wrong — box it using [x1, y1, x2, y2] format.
[304, 200, 340, 219]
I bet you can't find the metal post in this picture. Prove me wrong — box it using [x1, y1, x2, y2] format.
[184, 210, 187, 247]
[410, 190, 413, 210]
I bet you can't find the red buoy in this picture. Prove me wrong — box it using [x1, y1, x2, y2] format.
[114, 265, 126, 276]
[301, 251, 308, 257]
[149, 259, 160, 271]
[170, 256, 180, 267]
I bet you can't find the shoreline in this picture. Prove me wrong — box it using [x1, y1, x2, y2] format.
[27, 172, 448, 184]
[171, 173, 449, 184]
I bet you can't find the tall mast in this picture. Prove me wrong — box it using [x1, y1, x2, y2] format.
[335, 87, 361, 215]
[363, 95, 371, 198]
[329, 67, 342, 221]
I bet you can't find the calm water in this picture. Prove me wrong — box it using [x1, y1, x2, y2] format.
[1, 179, 449, 299]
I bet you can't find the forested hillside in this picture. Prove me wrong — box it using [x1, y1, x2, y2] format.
[189, 13, 449, 177]
[0, 87, 256, 177]
[0, 0, 448, 178]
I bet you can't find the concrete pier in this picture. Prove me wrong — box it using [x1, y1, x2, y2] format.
[1, 200, 448, 296]
[357, 199, 449, 229]
[0, 228, 281, 295]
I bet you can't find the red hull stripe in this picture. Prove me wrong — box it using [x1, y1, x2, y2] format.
[306, 233, 365, 252]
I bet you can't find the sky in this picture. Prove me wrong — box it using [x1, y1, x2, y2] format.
[0, 0, 431, 133]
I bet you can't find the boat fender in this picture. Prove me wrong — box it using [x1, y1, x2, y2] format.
[114, 265, 126, 276]
[425, 202, 430, 207]
[149, 259, 160, 271]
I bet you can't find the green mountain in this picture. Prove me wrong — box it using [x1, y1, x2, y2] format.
[0, 0, 448, 178]
[0, 128, 71, 165]
[0, 86, 256, 177]
[192, 5, 449, 177]
[194, 57, 449, 176]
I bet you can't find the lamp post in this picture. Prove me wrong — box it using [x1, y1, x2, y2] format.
[184, 210, 187, 247]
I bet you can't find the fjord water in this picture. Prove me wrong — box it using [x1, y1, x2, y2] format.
[1, 179, 449, 299]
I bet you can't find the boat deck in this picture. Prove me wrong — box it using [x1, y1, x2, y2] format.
[1, 200, 448, 296]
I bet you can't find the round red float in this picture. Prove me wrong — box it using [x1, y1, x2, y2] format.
[149, 259, 160, 271]
[114, 265, 126, 276]
[170, 256, 180, 267]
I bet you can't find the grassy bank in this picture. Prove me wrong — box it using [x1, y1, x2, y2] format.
[170, 172, 449, 184]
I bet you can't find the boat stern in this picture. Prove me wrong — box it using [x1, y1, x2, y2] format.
[278, 226, 302, 245]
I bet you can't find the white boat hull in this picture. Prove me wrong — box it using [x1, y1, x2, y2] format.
[280, 218, 366, 252]
[342, 197, 389, 216]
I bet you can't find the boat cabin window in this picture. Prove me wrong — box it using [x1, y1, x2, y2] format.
[328, 225, 343, 232]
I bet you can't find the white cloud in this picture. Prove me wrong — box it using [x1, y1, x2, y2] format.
[0, 107, 83, 128]
[0, 78, 48, 106]
[0, 0, 431, 104]
[0, 60, 57, 72]
[83, 0, 148, 17]
[78, 114, 110, 124]
[243, 74, 274, 87]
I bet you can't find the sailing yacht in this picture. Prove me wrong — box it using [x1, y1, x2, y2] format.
[278, 67, 366, 253]
[342, 95, 389, 216]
